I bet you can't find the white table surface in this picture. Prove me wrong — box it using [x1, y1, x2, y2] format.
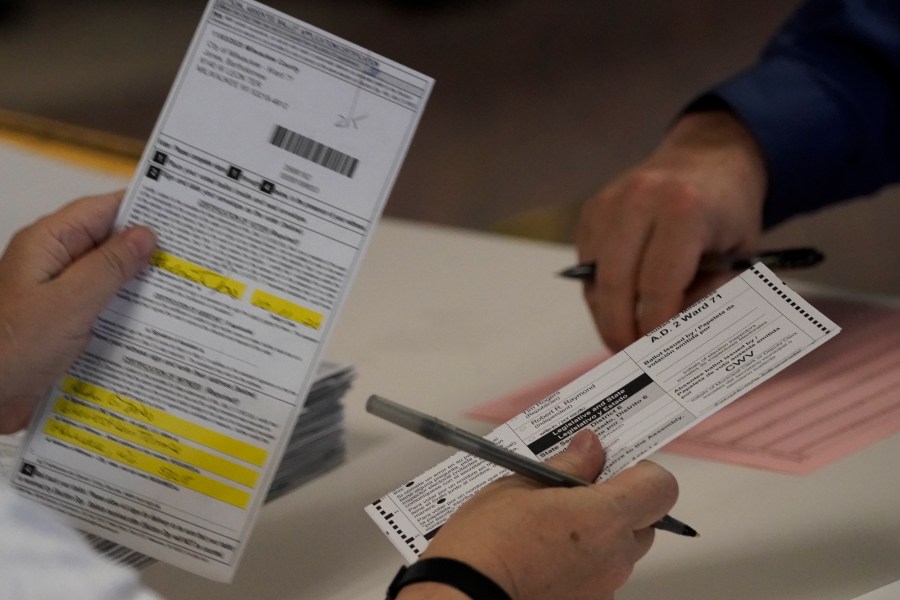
[3, 141, 899, 600]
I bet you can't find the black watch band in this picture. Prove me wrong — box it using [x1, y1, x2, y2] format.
[385, 557, 512, 600]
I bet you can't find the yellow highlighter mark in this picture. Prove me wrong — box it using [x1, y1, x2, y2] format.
[52, 397, 259, 488]
[251, 289, 324, 330]
[44, 418, 250, 509]
[150, 250, 246, 299]
[61, 377, 267, 467]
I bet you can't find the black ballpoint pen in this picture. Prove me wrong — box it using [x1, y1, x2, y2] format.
[559, 247, 824, 281]
[367, 394, 698, 538]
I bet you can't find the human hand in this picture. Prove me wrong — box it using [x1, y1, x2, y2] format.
[576, 110, 768, 351]
[0, 191, 156, 433]
[398, 429, 678, 600]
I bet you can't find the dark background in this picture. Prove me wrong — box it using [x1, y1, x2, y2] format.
[2, 0, 897, 294]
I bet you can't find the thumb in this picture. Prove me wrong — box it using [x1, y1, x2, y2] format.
[543, 428, 606, 484]
[55, 225, 157, 316]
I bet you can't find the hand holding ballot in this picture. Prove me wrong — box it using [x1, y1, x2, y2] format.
[398, 429, 678, 600]
[0, 192, 156, 434]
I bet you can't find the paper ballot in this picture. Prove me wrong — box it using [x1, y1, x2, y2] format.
[367, 265, 840, 562]
[9, 0, 432, 581]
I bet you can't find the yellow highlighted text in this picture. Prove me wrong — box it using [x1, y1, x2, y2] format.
[52, 397, 258, 487]
[251, 289, 324, 330]
[44, 418, 250, 508]
[150, 250, 246, 299]
[61, 377, 266, 467]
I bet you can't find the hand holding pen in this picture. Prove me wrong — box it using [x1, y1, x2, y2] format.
[369, 395, 687, 599]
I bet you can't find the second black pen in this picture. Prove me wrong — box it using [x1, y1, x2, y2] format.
[559, 247, 824, 281]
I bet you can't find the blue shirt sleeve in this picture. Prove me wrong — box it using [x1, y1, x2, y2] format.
[689, 0, 900, 227]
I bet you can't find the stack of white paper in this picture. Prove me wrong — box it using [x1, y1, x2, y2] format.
[265, 360, 355, 502]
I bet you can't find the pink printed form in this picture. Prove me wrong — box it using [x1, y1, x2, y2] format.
[468, 296, 900, 475]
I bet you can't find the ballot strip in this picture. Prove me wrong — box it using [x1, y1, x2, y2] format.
[366, 264, 840, 563]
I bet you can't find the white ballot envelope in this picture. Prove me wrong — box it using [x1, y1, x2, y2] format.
[366, 265, 840, 562]
[9, 0, 432, 581]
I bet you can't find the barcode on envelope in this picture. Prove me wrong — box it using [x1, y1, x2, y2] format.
[269, 125, 359, 178]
